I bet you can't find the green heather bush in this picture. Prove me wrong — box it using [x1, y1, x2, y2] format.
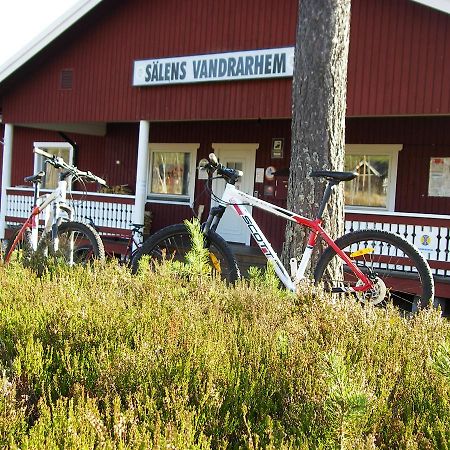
[0, 224, 449, 448]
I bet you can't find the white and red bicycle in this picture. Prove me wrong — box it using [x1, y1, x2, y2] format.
[132, 153, 434, 312]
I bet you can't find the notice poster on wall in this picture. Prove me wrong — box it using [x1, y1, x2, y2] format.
[428, 157, 450, 197]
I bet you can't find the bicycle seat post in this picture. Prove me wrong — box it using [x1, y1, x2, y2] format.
[33, 180, 41, 208]
[315, 180, 338, 220]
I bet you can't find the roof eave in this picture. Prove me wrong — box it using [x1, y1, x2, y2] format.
[410, 0, 450, 14]
[0, 0, 102, 85]
[0, 0, 448, 87]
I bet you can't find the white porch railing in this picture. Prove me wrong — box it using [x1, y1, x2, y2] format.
[345, 210, 450, 278]
[5, 188, 135, 235]
[4, 189, 449, 281]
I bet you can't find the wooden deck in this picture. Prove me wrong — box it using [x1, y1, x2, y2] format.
[229, 243, 267, 276]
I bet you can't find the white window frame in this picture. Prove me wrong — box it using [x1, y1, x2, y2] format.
[345, 144, 403, 212]
[33, 141, 74, 190]
[147, 143, 199, 205]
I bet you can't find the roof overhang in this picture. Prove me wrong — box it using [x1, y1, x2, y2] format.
[19, 122, 107, 136]
[410, 0, 450, 14]
[0, 0, 448, 88]
[0, 0, 102, 84]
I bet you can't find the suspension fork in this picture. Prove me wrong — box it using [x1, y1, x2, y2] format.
[201, 206, 226, 234]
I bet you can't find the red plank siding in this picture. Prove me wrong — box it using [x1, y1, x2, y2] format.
[347, 0, 450, 116]
[8, 116, 449, 251]
[346, 116, 450, 215]
[1, 0, 450, 123]
[1, 0, 296, 123]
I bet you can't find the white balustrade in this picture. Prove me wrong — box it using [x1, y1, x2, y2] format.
[5, 189, 449, 278]
[346, 210, 450, 277]
[5, 188, 134, 235]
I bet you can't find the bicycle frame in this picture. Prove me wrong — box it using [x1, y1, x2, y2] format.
[209, 182, 373, 293]
[122, 225, 144, 263]
[5, 179, 73, 262]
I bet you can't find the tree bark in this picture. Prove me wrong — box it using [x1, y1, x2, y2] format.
[283, 0, 351, 277]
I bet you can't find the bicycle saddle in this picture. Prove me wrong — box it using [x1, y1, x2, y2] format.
[310, 170, 358, 182]
[24, 171, 46, 183]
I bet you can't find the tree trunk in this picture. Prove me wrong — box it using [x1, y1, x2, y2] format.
[283, 0, 351, 279]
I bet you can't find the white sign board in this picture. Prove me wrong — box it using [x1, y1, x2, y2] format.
[133, 47, 295, 87]
[428, 157, 450, 197]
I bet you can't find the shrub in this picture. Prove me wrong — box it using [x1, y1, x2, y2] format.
[0, 239, 449, 448]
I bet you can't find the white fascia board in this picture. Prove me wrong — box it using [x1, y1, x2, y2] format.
[0, 0, 102, 84]
[410, 0, 450, 14]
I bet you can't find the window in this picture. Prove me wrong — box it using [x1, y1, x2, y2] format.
[345, 144, 402, 211]
[148, 143, 199, 204]
[33, 142, 74, 190]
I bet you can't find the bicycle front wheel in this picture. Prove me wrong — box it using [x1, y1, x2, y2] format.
[49, 221, 105, 265]
[314, 229, 434, 312]
[131, 223, 240, 282]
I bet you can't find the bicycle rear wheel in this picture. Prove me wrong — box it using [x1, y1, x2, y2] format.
[48, 221, 105, 265]
[131, 223, 240, 282]
[4, 227, 33, 264]
[314, 229, 434, 312]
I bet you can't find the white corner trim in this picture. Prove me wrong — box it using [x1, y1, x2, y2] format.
[149, 143, 200, 152]
[0, 0, 103, 84]
[212, 143, 260, 153]
[346, 144, 403, 153]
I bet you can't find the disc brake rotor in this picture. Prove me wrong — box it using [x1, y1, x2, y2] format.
[355, 277, 387, 305]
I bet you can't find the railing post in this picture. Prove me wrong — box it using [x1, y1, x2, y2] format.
[133, 120, 150, 245]
[0, 124, 14, 240]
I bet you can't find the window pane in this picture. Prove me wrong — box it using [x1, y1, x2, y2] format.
[150, 152, 190, 196]
[345, 154, 389, 208]
[226, 162, 243, 171]
[42, 147, 71, 189]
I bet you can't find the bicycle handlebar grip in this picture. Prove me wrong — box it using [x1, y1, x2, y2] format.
[34, 147, 54, 159]
[209, 153, 219, 166]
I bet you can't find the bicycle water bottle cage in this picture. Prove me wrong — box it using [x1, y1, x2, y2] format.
[24, 171, 45, 184]
[310, 170, 358, 183]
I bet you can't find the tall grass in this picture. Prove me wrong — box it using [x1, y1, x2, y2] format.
[0, 225, 449, 448]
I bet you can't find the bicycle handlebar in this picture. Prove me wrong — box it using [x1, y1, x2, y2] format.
[33, 147, 107, 186]
[199, 153, 243, 185]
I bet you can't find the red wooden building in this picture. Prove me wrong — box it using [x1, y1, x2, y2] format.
[0, 0, 449, 300]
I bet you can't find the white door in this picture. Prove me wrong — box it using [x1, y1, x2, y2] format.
[211, 143, 258, 245]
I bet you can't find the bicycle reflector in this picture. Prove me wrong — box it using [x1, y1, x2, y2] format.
[350, 248, 375, 258]
[209, 252, 222, 273]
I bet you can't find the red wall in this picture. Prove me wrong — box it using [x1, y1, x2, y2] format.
[0, 0, 296, 123]
[347, 116, 450, 215]
[347, 0, 450, 116]
[1, 0, 450, 123]
[7, 115, 449, 250]
[7, 120, 292, 247]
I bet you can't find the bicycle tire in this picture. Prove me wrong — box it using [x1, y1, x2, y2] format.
[4, 227, 33, 264]
[131, 223, 240, 282]
[314, 229, 434, 312]
[47, 221, 105, 265]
